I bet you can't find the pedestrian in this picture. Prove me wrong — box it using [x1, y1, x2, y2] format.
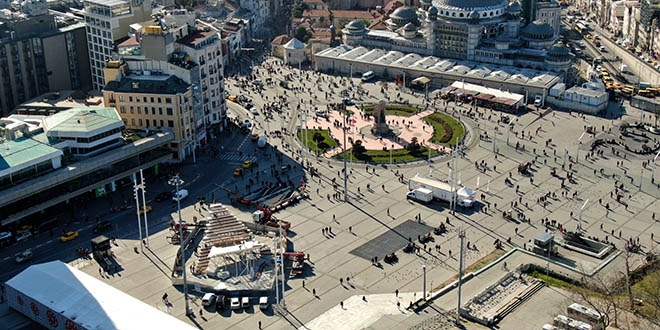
[199, 309, 203, 317]
[313, 288, 316, 296]
[340, 278, 344, 285]
[395, 289, 399, 297]
[302, 280, 305, 288]
[259, 320, 262, 329]
[349, 226, 352, 233]
[340, 301, 344, 309]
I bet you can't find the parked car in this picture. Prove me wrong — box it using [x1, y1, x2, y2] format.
[252, 79, 262, 85]
[250, 107, 259, 115]
[93, 220, 112, 234]
[241, 297, 250, 309]
[15, 225, 33, 235]
[15, 230, 32, 242]
[15, 249, 33, 264]
[202, 293, 216, 307]
[172, 189, 189, 202]
[259, 296, 269, 310]
[242, 160, 255, 169]
[230, 297, 240, 310]
[60, 231, 79, 242]
[215, 295, 228, 310]
[155, 191, 173, 202]
[233, 168, 243, 176]
[243, 119, 252, 128]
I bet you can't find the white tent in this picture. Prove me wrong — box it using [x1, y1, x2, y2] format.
[6, 261, 196, 330]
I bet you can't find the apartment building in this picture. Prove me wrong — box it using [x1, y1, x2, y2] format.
[102, 61, 195, 161]
[536, 0, 561, 37]
[83, 0, 153, 90]
[0, 2, 91, 116]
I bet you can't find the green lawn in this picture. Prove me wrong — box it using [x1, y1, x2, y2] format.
[297, 129, 338, 152]
[336, 146, 440, 163]
[423, 113, 465, 146]
[361, 104, 420, 117]
[529, 270, 574, 289]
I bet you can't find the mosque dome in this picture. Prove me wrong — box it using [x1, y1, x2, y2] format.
[403, 22, 417, 31]
[507, 1, 521, 13]
[428, 6, 438, 15]
[345, 20, 366, 31]
[432, 0, 507, 10]
[547, 42, 571, 57]
[391, 6, 418, 21]
[522, 21, 555, 39]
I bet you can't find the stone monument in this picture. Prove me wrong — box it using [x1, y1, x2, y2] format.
[372, 100, 390, 135]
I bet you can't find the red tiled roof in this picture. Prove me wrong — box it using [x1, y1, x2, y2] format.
[177, 30, 216, 47]
[368, 19, 388, 30]
[118, 35, 139, 47]
[272, 34, 292, 45]
[303, 9, 375, 20]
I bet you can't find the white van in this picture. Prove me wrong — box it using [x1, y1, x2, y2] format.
[241, 297, 250, 309]
[172, 189, 189, 202]
[259, 296, 269, 310]
[361, 71, 375, 82]
[230, 297, 240, 310]
[534, 95, 543, 107]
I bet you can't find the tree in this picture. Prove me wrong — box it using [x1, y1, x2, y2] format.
[319, 16, 325, 24]
[352, 140, 366, 157]
[407, 137, 420, 153]
[295, 26, 312, 43]
[292, 0, 308, 18]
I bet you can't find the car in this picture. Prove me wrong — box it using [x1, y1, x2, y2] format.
[342, 97, 355, 105]
[251, 133, 259, 141]
[242, 160, 255, 169]
[250, 107, 259, 115]
[93, 220, 112, 234]
[241, 297, 250, 309]
[259, 296, 269, 310]
[216, 295, 228, 310]
[534, 96, 543, 107]
[0, 231, 12, 241]
[252, 79, 262, 85]
[155, 191, 173, 202]
[138, 205, 152, 215]
[243, 119, 252, 128]
[202, 293, 216, 307]
[172, 189, 189, 202]
[240, 125, 250, 134]
[60, 231, 79, 242]
[15, 225, 33, 235]
[315, 110, 329, 118]
[233, 168, 243, 176]
[15, 230, 32, 242]
[230, 297, 240, 310]
[15, 249, 33, 264]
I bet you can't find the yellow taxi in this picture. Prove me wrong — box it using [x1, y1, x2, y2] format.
[138, 205, 152, 215]
[233, 168, 243, 176]
[60, 231, 79, 242]
[242, 160, 255, 169]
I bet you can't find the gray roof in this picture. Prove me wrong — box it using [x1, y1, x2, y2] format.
[403, 22, 417, 31]
[104, 75, 190, 95]
[345, 20, 366, 31]
[391, 7, 418, 21]
[433, 0, 507, 10]
[507, 1, 521, 12]
[42, 108, 122, 133]
[0, 132, 61, 173]
[523, 21, 555, 37]
[283, 38, 306, 49]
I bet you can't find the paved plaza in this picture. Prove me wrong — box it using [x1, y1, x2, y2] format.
[2, 57, 660, 330]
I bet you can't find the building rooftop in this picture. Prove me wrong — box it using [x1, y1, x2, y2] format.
[303, 9, 376, 20]
[17, 90, 105, 110]
[271, 34, 292, 45]
[176, 29, 216, 48]
[103, 75, 190, 95]
[42, 108, 122, 134]
[0, 132, 62, 174]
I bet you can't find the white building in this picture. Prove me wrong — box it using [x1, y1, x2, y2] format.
[283, 38, 307, 65]
[83, 0, 154, 90]
[340, 1, 572, 72]
[546, 83, 608, 114]
[536, 0, 562, 38]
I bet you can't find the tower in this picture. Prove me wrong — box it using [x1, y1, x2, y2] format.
[521, 0, 537, 24]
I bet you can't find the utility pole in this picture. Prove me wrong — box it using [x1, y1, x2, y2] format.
[456, 228, 465, 325]
[133, 176, 143, 253]
[423, 264, 427, 300]
[168, 175, 191, 316]
[343, 106, 348, 202]
[139, 169, 149, 247]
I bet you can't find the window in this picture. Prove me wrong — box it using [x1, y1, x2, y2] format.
[138, 119, 143, 126]
[119, 95, 125, 102]
[167, 108, 173, 116]
[158, 97, 162, 103]
[168, 120, 174, 127]
[151, 108, 156, 115]
[136, 96, 140, 102]
[150, 97, 155, 103]
[131, 118, 135, 125]
[160, 120, 164, 127]
[129, 96, 133, 102]
[137, 106, 141, 114]
[159, 108, 163, 115]
[120, 106, 126, 113]
[153, 119, 157, 127]
[130, 106, 134, 114]
[165, 97, 172, 104]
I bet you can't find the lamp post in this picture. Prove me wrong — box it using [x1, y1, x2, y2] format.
[423, 264, 427, 300]
[139, 169, 149, 247]
[456, 228, 465, 325]
[168, 175, 191, 316]
[343, 108, 348, 202]
[390, 145, 393, 166]
[576, 131, 585, 164]
[652, 150, 660, 183]
[133, 177, 143, 253]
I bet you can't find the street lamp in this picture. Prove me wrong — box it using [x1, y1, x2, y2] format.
[652, 150, 660, 183]
[390, 145, 393, 166]
[168, 175, 192, 316]
[576, 131, 585, 164]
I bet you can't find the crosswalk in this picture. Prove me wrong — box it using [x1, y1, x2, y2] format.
[216, 152, 257, 163]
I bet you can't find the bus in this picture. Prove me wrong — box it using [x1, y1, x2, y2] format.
[575, 23, 587, 35]
[567, 303, 603, 330]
